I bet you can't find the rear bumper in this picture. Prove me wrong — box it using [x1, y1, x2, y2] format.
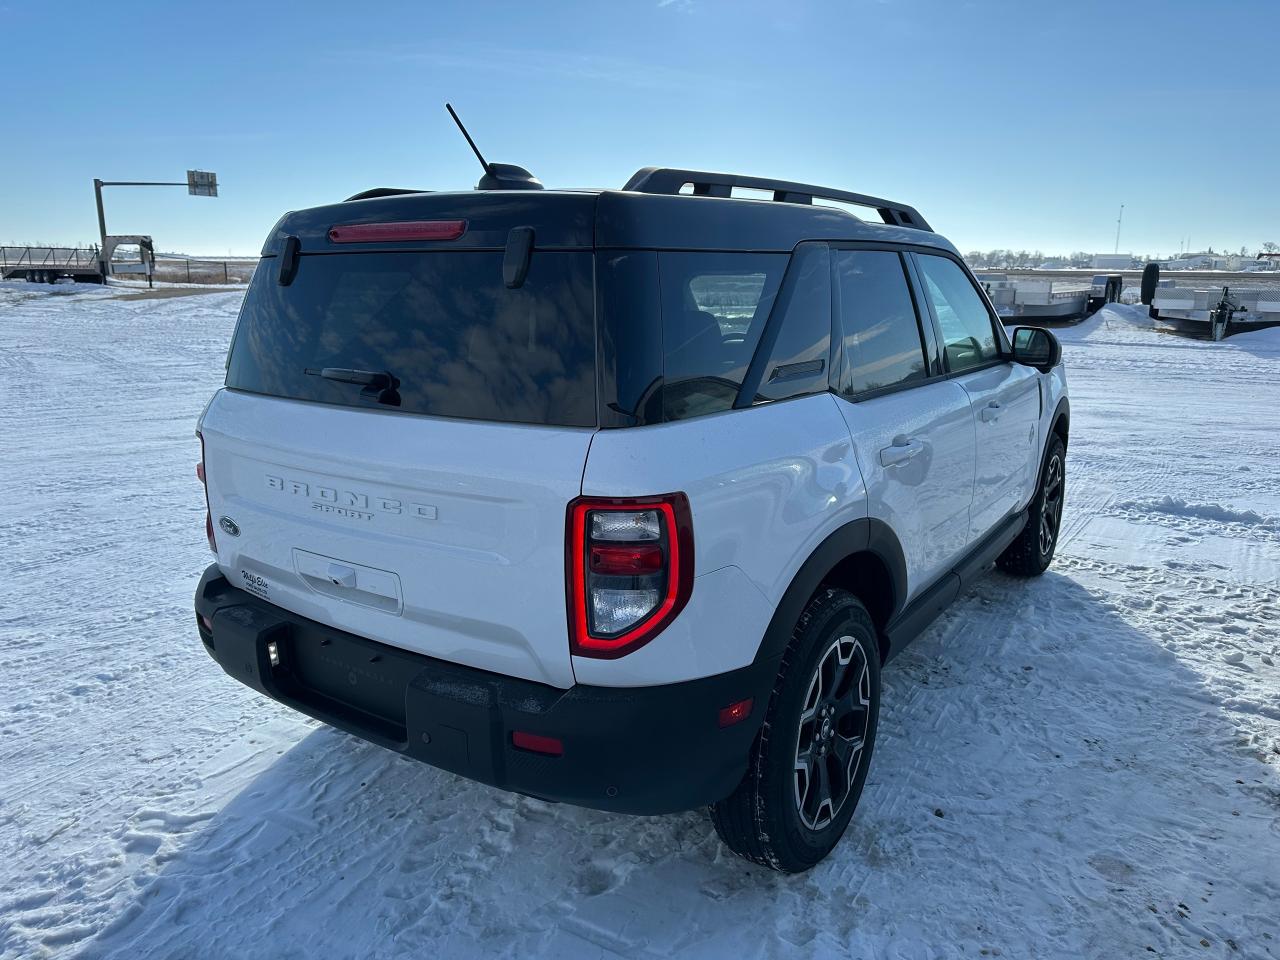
[195, 565, 776, 814]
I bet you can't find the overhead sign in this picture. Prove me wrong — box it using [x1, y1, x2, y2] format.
[187, 170, 218, 197]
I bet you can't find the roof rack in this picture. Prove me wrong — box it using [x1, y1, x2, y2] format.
[621, 167, 931, 232]
[344, 187, 429, 202]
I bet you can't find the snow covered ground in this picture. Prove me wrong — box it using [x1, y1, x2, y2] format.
[1, 284, 1277, 959]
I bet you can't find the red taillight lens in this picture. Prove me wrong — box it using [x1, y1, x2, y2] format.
[566, 494, 694, 659]
[589, 543, 664, 575]
[327, 220, 467, 243]
[198, 432, 216, 554]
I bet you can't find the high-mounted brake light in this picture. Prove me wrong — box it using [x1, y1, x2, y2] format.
[566, 494, 694, 659]
[197, 432, 216, 555]
[327, 220, 467, 243]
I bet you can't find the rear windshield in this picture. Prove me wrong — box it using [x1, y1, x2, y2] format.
[226, 251, 597, 427]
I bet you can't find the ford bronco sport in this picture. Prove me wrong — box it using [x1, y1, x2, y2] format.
[194, 165, 1068, 872]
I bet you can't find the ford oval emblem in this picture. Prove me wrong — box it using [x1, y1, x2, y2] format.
[219, 516, 241, 537]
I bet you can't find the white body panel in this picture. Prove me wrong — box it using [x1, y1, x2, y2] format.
[834, 381, 976, 601]
[576, 395, 866, 685]
[200, 389, 591, 689]
[953, 363, 1041, 539]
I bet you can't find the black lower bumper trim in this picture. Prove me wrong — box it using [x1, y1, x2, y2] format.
[195, 566, 776, 815]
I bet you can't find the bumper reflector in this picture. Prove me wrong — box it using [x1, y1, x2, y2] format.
[511, 731, 564, 757]
[718, 698, 754, 728]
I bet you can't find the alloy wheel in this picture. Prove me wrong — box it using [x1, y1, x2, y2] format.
[793, 635, 871, 831]
[1039, 453, 1064, 557]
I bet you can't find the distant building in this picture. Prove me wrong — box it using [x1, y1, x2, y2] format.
[1091, 254, 1133, 269]
[1160, 255, 1214, 270]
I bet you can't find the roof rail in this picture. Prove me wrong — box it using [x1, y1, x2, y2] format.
[344, 187, 429, 202]
[621, 167, 931, 232]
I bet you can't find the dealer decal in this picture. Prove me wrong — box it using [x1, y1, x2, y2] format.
[239, 569, 270, 599]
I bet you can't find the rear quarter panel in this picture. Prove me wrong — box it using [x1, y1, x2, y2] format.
[575, 393, 867, 685]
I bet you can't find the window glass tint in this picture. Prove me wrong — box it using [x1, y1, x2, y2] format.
[226, 251, 596, 426]
[658, 252, 786, 421]
[835, 250, 927, 396]
[597, 251, 663, 426]
[915, 254, 999, 372]
[755, 244, 831, 403]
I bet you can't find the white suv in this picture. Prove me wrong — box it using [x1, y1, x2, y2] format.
[194, 167, 1069, 872]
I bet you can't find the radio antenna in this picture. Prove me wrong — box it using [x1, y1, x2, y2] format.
[446, 103, 494, 178]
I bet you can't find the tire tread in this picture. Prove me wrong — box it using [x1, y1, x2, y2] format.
[710, 588, 878, 872]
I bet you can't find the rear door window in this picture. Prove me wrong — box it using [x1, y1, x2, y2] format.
[658, 252, 786, 421]
[835, 250, 929, 397]
[914, 254, 1001, 373]
[225, 251, 597, 427]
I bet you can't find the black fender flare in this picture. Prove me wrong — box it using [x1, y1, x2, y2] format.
[752, 517, 907, 668]
[1049, 395, 1070, 446]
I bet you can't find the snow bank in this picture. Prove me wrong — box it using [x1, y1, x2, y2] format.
[1115, 496, 1278, 531]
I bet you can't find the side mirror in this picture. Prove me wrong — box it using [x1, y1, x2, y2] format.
[1011, 326, 1061, 372]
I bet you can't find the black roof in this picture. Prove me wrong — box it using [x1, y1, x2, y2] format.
[262, 169, 954, 256]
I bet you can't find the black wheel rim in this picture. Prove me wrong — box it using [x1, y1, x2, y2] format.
[793, 635, 871, 831]
[1039, 453, 1064, 557]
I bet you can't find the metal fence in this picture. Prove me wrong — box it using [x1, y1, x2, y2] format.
[148, 258, 261, 284]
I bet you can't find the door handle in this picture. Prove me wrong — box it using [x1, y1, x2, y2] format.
[880, 435, 924, 466]
[981, 401, 1002, 423]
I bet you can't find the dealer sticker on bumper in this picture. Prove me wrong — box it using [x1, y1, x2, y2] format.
[239, 569, 270, 600]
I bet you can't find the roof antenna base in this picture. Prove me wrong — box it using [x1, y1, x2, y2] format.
[478, 163, 543, 191]
[446, 103, 543, 192]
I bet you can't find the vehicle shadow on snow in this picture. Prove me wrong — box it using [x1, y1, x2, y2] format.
[77, 570, 1277, 959]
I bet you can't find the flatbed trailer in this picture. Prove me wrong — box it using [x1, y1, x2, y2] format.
[1151, 282, 1280, 340]
[1, 246, 104, 283]
[976, 273, 1092, 321]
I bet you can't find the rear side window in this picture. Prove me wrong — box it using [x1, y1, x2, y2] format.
[835, 250, 928, 396]
[658, 252, 786, 421]
[226, 251, 596, 427]
[753, 244, 832, 404]
[915, 254, 1000, 373]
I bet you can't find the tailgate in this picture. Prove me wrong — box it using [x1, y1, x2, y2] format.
[199, 389, 591, 688]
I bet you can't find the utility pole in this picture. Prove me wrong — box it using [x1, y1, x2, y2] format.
[1114, 203, 1125, 255]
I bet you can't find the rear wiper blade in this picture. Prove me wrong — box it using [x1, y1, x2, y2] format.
[304, 367, 402, 406]
[305, 367, 395, 388]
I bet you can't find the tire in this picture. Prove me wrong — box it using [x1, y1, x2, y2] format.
[710, 589, 881, 873]
[997, 433, 1066, 577]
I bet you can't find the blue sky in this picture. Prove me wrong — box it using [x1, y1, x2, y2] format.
[3, 0, 1276, 256]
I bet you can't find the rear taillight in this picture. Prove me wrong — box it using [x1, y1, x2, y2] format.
[566, 494, 694, 659]
[197, 432, 216, 554]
